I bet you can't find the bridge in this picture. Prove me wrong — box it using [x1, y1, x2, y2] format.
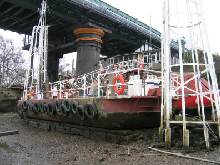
[0, 0, 162, 55]
[0, 0, 165, 80]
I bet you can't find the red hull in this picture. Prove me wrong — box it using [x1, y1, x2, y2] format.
[17, 96, 161, 129]
[176, 94, 214, 109]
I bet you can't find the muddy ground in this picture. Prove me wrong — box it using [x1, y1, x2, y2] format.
[0, 113, 220, 165]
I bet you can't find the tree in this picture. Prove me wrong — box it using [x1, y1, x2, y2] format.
[58, 57, 71, 77]
[0, 35, 26, 87]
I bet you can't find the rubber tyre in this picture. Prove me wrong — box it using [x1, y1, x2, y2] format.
[27, 102, 33, 111]
[76, 105, 86, 121]
[48, 102, 56, 115]
[84, 102, 98, 119]
[55, 100, 61, 111]
[64, 99, 73, 112]
[43, 104, 49, 114]
[17, 105, 24, 119]
[72, 101, 78, 115]
[60, 104, 69, 117]
[28, 103, 36, 115]
[34, 101, 40, 113]
[39, 102, 44, 112]
[22, 101, 29, 112]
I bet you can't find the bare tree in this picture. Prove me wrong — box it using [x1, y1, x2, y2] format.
[0, 35, 25, 87]
[58, 58, 70, 77]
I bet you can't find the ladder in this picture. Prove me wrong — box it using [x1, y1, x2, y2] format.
[23, 1, 48, 100]
[160, 0, 220, 149]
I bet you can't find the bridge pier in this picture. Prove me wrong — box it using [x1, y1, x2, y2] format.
[74, 28, 105, 76]
[47, 54, 63, 82]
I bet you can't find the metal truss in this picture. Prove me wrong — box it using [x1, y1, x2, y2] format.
[160, 0, 220, 149]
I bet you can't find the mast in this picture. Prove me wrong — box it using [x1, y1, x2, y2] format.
[24, 0, 48, 100]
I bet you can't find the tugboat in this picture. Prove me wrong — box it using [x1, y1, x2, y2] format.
[17, 1, 163, 129]
[17, 1, 214, 130]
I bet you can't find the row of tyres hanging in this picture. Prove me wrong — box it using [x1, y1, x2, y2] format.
[19, 99, 98, 121]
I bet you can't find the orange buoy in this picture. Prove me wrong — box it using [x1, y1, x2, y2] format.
[138, 63, 145, 69]
[113, 75, 125, 95]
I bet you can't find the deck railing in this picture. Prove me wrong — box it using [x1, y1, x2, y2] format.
[23, 59, 161, 100]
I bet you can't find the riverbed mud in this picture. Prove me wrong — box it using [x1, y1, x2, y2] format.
[0, 112, 220, 164]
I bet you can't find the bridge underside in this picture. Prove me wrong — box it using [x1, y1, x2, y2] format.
[0, 0, 161, 57]
[0, 0, 166, 81]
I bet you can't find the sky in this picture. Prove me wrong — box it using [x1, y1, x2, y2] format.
[101, 0, 220, 54]
[0, 0, 219, 64]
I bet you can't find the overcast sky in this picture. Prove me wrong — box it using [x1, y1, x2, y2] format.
[101, 0, 220, 54]
[0, 0, 219, 54]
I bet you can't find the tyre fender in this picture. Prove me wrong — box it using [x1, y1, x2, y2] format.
[27, 102, 33, 111]
[60, 104, 69, 117]
[17, 105, 24, 119]
[29, 103, 37, 115]
[40, 102, 44, 112]
[72, 101, 78, 115]
[64, 99, 73, 112]
[76, 105, 86, 120]
[55, 100, 61, 111]
[84, 102, 98, 119]
[48, 102, 56, 115]
[43, 104, 49, 114]
[22, 101, 29, 112]
[34, 101, 40, 113]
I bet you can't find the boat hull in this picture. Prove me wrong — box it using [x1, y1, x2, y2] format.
[176, 94, 214, 109]
[18, 96, 161, 130]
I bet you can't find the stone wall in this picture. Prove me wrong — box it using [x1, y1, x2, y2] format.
[0, 87, 23, 113]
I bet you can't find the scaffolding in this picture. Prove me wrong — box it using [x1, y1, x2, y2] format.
[160, 0, 220, 149]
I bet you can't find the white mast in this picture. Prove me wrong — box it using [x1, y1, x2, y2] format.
[161, 0, 220, 149]
[23, 0, 48, 100]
